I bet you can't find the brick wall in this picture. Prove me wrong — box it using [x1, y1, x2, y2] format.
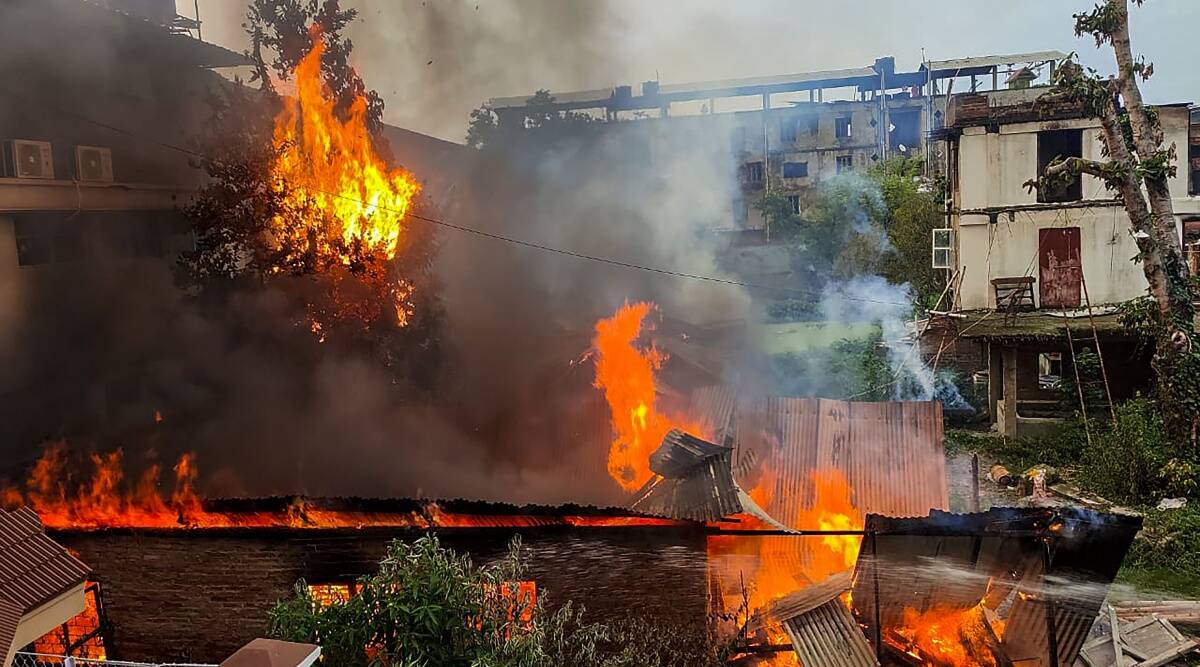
[54, 527, 708, 663]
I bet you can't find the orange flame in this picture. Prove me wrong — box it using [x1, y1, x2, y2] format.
[1, 444, 691, 531]
[2, 443, 211, 529]
[270, 27, 421, 327]
[592, 301, 703, 492]
[889, 603, 1005, 667]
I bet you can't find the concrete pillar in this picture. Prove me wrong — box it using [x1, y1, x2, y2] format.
[987, 343, 1002, 423]
[1000, 347, 1018, 438]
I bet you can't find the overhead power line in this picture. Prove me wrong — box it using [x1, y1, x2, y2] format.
[26, 97, 914, 307]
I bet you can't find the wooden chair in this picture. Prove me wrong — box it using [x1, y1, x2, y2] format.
[991, 277, 1036, 323]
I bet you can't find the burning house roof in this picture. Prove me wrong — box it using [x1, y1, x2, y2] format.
[629, 429, 742, 522]
[850, 506, 1142, 667]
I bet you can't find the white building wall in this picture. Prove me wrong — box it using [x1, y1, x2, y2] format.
[954, 108, 1193, 310]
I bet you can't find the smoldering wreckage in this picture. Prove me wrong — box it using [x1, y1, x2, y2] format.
[1, 1, 1197, 667]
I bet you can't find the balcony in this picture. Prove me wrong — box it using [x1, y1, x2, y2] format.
[0, 179, 193, 214]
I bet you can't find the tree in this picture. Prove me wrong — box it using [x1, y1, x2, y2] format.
[180, 0, 443, 382]
[1029, 0, 1198, 445]
[466, 90, 600, 149]
[754, 157, 944, 306]
[871, 158, 947, 308]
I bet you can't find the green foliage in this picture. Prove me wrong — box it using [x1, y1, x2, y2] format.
[1055, 348, 1108, 417]
[1077, 397, 1176, 504]
[769, 330, 890, 400]
[764, 298, 819, 322]
[270, 535, 533, 666]
[944, 425, 1086, 475]
[755, 157, 946, 308]
[466, 90, 600, 150]
[246, 0, 384, 131]
[1122, 505, 1200, 594]
[870, 158, 947, 308]
[269, 535, 732, 667]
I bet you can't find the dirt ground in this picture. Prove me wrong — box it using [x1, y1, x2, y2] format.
[946, 450, 1021, 512]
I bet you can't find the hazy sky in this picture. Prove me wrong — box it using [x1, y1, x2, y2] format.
[185, 1, 1198, 143]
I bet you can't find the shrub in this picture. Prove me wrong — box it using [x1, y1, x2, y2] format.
[269, 534, 733, 667]
[1077, 397, 1177, 505]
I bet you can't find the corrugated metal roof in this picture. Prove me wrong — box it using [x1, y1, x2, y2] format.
[849, 507, 1141, 667]
[922, 51, 1069, 76]
[0, 507, 89, 611]
[758, 571, 852, 628]
[0, 507, 90, 667]
[765, 397, 947, 522]
[784, 598, 878, 667]
[690, 385, 738, 444]
[0, 597, 20, 667]
[632, 430, 741, 522]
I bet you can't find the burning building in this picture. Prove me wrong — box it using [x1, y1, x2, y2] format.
[43, 498, 709, 663]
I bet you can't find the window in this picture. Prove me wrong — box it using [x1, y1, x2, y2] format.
[782, 161, 809, 179]
[932, 228, 954, 269]
[745, 161, 764, 184]
[1036, 129, 1083, 203]
[889, 110, 921, 153]
[309, 582, 359, 607]
[1189, 139, 1199, 196]
[786, 195, 801, 215]
[836, 155, 853, 173]
[781, 117, 799, 143]
[835, 116, 852, 138]
[732, 197, 748, 225]
[807, 116, 819, 136]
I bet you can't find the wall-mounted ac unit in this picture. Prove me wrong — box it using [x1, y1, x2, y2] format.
[932, 228, 955, 269]
[5, 139, 54, 179]
[75, 145, 114, 183]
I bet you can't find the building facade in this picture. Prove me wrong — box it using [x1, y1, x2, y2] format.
[486, 52, 1068, 235]
[934, 88, 1199, 437]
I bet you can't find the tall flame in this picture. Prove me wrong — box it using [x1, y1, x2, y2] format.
[1, 443, 210, 529]
[592, 301, 702, 491]
[270, 28, 421, 325]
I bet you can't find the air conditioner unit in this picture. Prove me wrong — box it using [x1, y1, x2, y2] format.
[75, 145, 114, 183]
[6, 139, 54, 179]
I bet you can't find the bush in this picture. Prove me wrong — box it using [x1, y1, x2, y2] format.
[269, 534, 732, 667]
[1077, 397, 1178, 505]
[1121, 506, 1200, 595]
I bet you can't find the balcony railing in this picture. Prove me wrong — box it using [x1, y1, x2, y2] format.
[12, 653, 214, 667]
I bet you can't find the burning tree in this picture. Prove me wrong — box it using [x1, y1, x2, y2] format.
[1029, 0, 1199, 445]
[181, 1, 442, 380]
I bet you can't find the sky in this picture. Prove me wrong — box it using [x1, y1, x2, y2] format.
[184, 0, 1198, 143]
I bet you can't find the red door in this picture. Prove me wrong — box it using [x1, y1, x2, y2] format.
[1039, 227, 1082, 309]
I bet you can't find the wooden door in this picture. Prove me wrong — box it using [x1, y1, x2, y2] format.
[1039, 227, 1081, 309]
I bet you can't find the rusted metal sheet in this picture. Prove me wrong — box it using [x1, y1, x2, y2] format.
[784, 598, 878, 667]
[691, 385, 738, 444]
[0, 507, 89, 611]
[631, 430, 741, 522]
[1039, 227, 1082, 309]
[851, 507, 1142, 667]
[762, 397, 947, 523]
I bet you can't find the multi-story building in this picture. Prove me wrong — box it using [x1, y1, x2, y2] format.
[486, 51, 1068, 235]
[930, 88, 1200, 437]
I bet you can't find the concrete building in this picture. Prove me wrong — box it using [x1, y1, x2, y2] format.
[0, 0, 473, 450]
[487, 51, 1068, 235]
[931, 87, 1200, 437]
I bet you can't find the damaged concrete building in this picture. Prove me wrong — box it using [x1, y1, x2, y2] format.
[487, 51, 1069, 238]
[926, 85, 1200, 437]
